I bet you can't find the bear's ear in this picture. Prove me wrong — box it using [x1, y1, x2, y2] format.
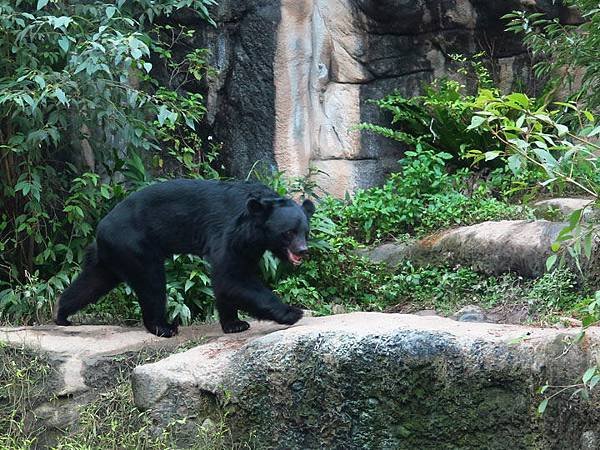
[246, 198, 280, 216]
[301, 199, 315, 219]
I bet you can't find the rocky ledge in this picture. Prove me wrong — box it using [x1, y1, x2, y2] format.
[132, 313, 600, 449]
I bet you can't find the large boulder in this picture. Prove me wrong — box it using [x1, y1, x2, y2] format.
[361, 220, 600, 286]
[132, 313, 600, 449]
[409, 220, 567, 278]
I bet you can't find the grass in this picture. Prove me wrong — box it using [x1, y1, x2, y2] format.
[0, 341, 253, 450]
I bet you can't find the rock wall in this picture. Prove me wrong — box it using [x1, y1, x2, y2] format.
[177, 0, 571, 196]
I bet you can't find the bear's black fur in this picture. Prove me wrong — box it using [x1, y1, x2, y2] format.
[54, 179, 315, 337]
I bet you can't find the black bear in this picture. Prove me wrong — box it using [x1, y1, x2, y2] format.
[54, 179, 315, 337]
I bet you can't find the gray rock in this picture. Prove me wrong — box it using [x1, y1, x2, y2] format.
[132, 312, 600, 449]
[356, 242, 410, 267]
[534, 197, 598, 222]
[581, 430, 599, 450]
[362, 220, 600, 287]
[414, 309, 438, 317]
[408, 220, 583, 278]
[331, 304, 348, 315]
[452, 305, 487, 323]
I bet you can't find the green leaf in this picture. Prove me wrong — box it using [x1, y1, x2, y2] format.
[34, 75, 46, 89]
[507, 155, 522, 174]
[555, 123, 569, 136]
[54, 88, 68, 105]
[157, 105, 170, 126]
[507, 92, 530, 108]
[588, 126, 600, 137]
[184, 279, 195, 292]
[131, 48, 143, 59]
[36, 0, 48, 10]
[569, 209, 582, 228]
[143, 62, 152, 73]
[58, 36, 70, 52]
[467, 115, 486, 130]
[106, 6, 117, 19]
[100, 185, 111, 199]
[551, 242, 561, 252]
[484, 151, 500, 161]
[538, 398, 549, 415]
[583, 366, 596, 384]
[52, 16, 72, 29]
[533, 148, 558, 168]
[184, 116, 195, 130]
[546, 254, 557, 272]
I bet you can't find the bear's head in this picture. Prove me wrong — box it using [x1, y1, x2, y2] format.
[246, 197, 315, 266]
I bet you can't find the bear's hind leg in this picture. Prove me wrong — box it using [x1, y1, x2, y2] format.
[55, 252, 120, 326]
[216, 296, 250, 334]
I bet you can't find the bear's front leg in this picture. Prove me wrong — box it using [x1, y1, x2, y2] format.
[213, 276, 303, 332]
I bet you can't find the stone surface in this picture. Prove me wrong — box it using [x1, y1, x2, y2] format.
[356, 241, 410, 267]
[534, 197, 598, 222]
[165, 0, 577, 195]
[132, 312, 600, 449]
[452, 304, 487, 323]
[360, 220, 600, 285]
[407, 220, 600, 284]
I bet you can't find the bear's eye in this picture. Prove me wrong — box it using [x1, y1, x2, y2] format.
[284, 230, 295, 240]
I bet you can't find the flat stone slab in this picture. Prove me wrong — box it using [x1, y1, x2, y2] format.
[132, 312, 600, 449]
[0, 324, 220, 395]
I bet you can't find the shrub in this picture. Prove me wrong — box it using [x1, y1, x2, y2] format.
[504, 1, 600, 110]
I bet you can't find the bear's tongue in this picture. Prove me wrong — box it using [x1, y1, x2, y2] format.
[287, 249, 303, 266]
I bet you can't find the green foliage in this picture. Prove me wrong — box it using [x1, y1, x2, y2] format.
[504, 1, 600, 110]
[320, 146, 533, 243]
[0, 0, 219, 325]
[356, 57, 558, 202]
[527, 269, 580, 313]
[340, 146, 454, 241]
[277, 252, 586, 319]
[419, 187, 532, 231]
[357, 77, 501, 162]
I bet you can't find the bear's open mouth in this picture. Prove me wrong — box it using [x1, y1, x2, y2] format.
[286, 249, 304, 266]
